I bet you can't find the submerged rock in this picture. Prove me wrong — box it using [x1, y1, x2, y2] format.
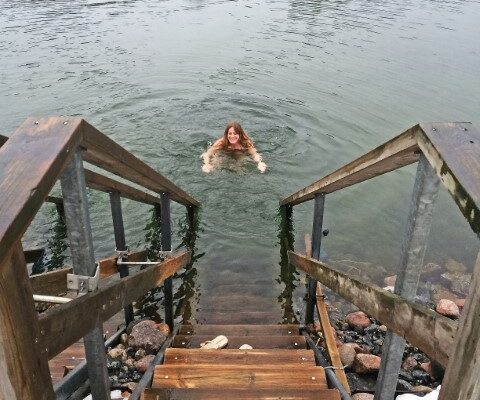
[445, 258, 467, 274]
[436, 299, 460, 318]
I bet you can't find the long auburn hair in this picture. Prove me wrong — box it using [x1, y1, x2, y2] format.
[214, 121, 253, 150]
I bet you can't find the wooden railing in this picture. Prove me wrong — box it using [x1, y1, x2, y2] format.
[281, 123, 480, 400]
[0, 117, 199, 400]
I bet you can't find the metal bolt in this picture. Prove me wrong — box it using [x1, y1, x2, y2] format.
[288, 331, 292, 334]
[174, 357, 178, 360]
[35, 121, 39, 125]
[63, 121, 68, 125]
[301, 357, 307, 361]
[186, 331, 190, 334]
[34, 338, 38, 344]
[164, 375, 169, 379]
[182, 342, 186, 345]
[432, 127, 436, 131]
[311, 376, 316, 380]
[294, 342, 298, 346]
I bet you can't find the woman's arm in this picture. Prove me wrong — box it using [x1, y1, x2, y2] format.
[201, 139, 222, 173]
[248, 145, 267, 173]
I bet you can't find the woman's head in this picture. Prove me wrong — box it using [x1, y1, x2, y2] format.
[220, 121, 253, 149]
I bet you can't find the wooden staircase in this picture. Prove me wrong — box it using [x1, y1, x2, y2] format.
[141, 324, 341, 399]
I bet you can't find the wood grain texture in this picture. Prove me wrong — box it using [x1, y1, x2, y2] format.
[172, 335, 306, 349]
[316, 283, 350, 394]
[417, 122, 480, 237]
[38, 251, 189, 359]
[289, 251, 456, 367]
[0, 117, 83, 262]
[152, 365, 328, 389]
[178, 324, 300, 336]
[142, 388, 341, 400]
[84, 169, 160, 206]
[98, 249, 148, 278]
[30, 267, 72, 296]
[164, 348, 315, 365]
[80, 120, 198, 206]
[281, 126, 419, 206]
[0, 242, 55, 399]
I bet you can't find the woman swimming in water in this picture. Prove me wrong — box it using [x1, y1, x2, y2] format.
[201, 121, 267, 173]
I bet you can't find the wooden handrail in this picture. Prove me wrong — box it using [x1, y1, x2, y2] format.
[289, 251, 456, 367]
[80, 120, 199, 206]
[38, 251, 189, 359]
[281, 123, 480, 238]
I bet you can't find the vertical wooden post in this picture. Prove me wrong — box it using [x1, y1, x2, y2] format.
[0, 242, 55, 399]
[109, 191, 134, 326]
[305, 193, 325, 324]
[60, 150, 111, 400]
[160, 192, 173, 331]
[375, 155, 440, 400]
[439, 250, 480, 400]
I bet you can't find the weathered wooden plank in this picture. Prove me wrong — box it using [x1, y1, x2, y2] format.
[197, 311, 281, 324]
[142, 388, 341, 400]
[316, 283, 350, 394]
[280, 127, 420, 206]
[38, 251, 189, 359]
[172, 335, 306, 349]
[84, 169, 160, 206]
[30, 267, 72, 296]
[0, 242, 55, 399]
[98, 249, 148, 278]
[152, 365, 328, 389]
[417, 122, 480, 237]
[80, 121, 199, 206]
[178, 324, 300, 336]
[439, 251, 480, 400]
[0, 117, 83, 263]
[164, 348, 315, 365]
[288, 251, 456, 367]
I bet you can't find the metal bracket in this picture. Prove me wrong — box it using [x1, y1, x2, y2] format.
[115, 248, 129, 258]
[67, 264, 100, 295]
[158, 251, 173, 259]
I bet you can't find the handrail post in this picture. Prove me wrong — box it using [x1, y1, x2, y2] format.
[161, 192, 174, 331]
[61, 150, 111, 400]
[109, 191, 134, 326]
[374, 154, 440, 400]
[306, 193, 325, 324]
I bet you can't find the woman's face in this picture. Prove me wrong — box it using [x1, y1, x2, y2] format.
[227, 127, 240, 144]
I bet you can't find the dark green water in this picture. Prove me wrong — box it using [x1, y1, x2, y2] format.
[2, 0, 479, 323]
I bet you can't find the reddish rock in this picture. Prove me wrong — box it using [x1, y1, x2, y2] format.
[420, 361, 432, 375]
[156, 323, 171, 336]
[455, 298, 466, 310]
[134, 354, 155, 373]
[345, 311, 371, 329]
[412, 385, 433, 394]
[384, 275, 397, 287]
[402, 356, 417, 371]
[421, 262, 443, 280]
[352, 394, 374, 400]
[128, 320, 167, 354]
[436, 299, 460, 318]
[353, 354, 381, 374]
[339, 343, 358, 368]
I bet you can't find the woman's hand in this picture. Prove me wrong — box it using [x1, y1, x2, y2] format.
[257, 161, 267, 173]
[202, 163, 213, 173]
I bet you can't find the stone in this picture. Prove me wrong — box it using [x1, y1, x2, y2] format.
[412, 369, 430, 384]
[346, 311, 371, 330]
[402, 356, 418, 371]
[384, 275, 397, 286]
[451, 274, 471, 296]
[120, 333, 129, 346]
[420, 361, 432, 375]
[396, 379, 413, 391]
[436, 299, 460, 318]
[378, 325, 387, 332]
[115, 343, 125, 350]
[383, 286, 394, 293]
[346, 372, 377, 392]
[128, 320, 167, 354]
[126, 318, 156, 334]
[445, 258, 467, 274]
[124, 358, 135, 370]
[108, 348, 125, 360]
[421, 262, 443, 280]
[339, 343, 359, 368]
[156, 322, 171, 336]
[430, 284, 458, 303]
[134, 349, 146, 360]
[123, 382, 137, 392]
[455, 298, 466, 310]
[353, 354, 381, 374]
[352, 394, 374, 400]
[134, 354, 155, 373]
[412, 385, 433, 393]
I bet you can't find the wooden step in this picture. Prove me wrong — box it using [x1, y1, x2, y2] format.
[195, 311, 281, 324]
[172, 335, 306, 349]
[152, 365, 328, 389]
[142, 387, 341, 399]
[164, 348, 316, 365]
[179, 324, 300, 336]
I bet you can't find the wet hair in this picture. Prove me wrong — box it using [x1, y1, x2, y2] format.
[214, 121, 253, 150]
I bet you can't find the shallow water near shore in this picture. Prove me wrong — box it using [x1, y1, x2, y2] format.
[2, 0, 479, 324]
